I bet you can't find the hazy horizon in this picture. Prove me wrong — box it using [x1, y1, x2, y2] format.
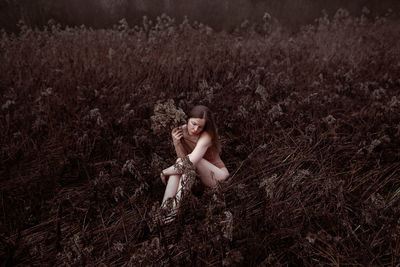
[1, 0, 399, 32]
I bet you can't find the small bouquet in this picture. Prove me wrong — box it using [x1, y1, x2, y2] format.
[150, 99, 187, 134]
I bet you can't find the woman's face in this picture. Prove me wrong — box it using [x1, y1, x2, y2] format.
[187, 118, 206, 136]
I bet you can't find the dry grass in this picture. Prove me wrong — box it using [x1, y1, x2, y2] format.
[0, 12, 399, 266]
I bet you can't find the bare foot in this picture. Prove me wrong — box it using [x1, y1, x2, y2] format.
[160, 198, 178, 225]
[162, 208, 177, 225]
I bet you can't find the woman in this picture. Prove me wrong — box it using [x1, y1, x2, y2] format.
[160, 105, 229, 213]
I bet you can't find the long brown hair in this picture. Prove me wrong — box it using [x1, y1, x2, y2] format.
[189, 105, 221, 153]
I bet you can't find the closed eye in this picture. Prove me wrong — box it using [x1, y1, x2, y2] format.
[190, 120, 203, 128]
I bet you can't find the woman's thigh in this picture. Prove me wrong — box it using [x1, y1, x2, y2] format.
[196, 158, 229, 187]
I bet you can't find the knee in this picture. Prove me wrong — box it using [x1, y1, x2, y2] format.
[175, 158, 185, 168]
[223, 172, 229, 181]
[218, 171, 229, 182]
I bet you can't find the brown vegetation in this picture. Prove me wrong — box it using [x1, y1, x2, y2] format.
[0, 11, 399, 266]
[1, 0, 400, 32]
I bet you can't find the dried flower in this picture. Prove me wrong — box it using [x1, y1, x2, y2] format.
[198, 80, 215, 103]
[77, 132, 89, 148]
[93, 170, 111, 186]
[234, 183, 248, 200]
[323, 115, 337, 125]
[113, 186, 124, 202]
[122, 159, 135, 176]
[89, 108, 100, 119]
[127, 233, 165, 265]
[240, 20, 249, 30]
[13, 131, 22, 139]
[367, 139, 381, 154]
[237, 105, 249, 118]
[369, 193, 385, 209]
[306, 233, 316, 244]
[268, 104, 283, 121]
[255, 84, 268, 102]
[41, 87, 53, 97]
[133, 182, 149, 198]
[223, 249, 244, 266]
[2, 100, 15, 110]
[259, 173, 278, 198]
[263, 12, 271, 21]
[387, 96, 400, 112]
[221, 210, 233, 241]
[150, 99, 186, 134]
[113, 241, 125, 252]
[371, 88, 386, 100]
[123, 103, 131, 111]
[291, 169, 311, 188]
[32, 117, 46, 131]
[380, 135, 391, 143]
[85, 108, 105, 127]
[362, 7, 370, 14]
[305, 124, 316, 136]
[107, 47, 115, 61]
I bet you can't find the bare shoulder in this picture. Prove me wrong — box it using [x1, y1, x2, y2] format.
[198, 131, 212, 146]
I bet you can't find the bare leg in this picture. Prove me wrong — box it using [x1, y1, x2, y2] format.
[162, 158, 228, 204]
[175, 174, 187, 207]
[161, 174, 180, 207]
[162, 159, 182, 177]
[196, 159, 229, 187]
[160, 174, 188, 224]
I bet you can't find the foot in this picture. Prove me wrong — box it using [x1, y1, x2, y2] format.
[160, 198, 178, 225]
[162, 208, 177, 225]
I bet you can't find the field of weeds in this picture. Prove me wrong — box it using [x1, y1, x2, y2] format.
[0, 10, 400, 266]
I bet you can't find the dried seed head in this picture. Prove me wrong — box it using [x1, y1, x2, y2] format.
[268, 104, 283, 121]
[151, 99, 187, 134]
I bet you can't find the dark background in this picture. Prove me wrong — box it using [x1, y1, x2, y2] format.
[1, 0, 399, 265]
[1, 0, 400, 32]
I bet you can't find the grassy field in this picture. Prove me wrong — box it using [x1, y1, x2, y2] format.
[1, 0, 399, 32]
[0, 11, 399, 266]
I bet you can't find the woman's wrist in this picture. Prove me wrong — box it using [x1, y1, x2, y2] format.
[173, 139, 181, 145]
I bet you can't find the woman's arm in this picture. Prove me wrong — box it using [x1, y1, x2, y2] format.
[186, 132, 212, 166]
[173, 140, 188, 158]
[171, 127, 188, 158]
[162, 132, 211, 176]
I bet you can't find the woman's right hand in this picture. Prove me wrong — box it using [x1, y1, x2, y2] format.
[171, 127, 183, 144]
